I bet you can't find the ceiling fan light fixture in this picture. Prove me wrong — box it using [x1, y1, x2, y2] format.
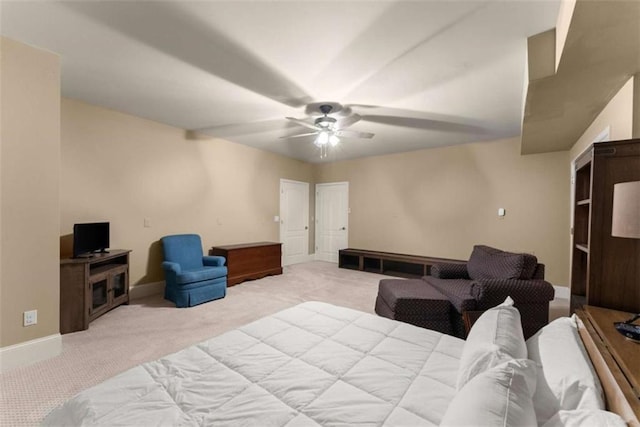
[285, 102, 372, 158]
[315, 116, 337, 130]
[315, 131, 330, 146]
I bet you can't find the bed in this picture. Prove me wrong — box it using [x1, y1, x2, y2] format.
[43, 301, 638, 426]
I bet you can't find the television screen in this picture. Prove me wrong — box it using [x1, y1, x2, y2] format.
[73, 222, 110, 258]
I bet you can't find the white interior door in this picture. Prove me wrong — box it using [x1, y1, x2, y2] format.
[280, 179, 309, 266]
[315, 182, 349, 263]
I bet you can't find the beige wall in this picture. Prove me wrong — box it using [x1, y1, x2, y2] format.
[61, 98, 314, 286]
[0, 38, 60, 347]
[62, 99, 572, 291]
[316, 137, 570, 286]
[570, 76, 634, 160]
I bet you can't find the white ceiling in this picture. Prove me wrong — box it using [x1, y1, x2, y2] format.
[0, 1, 560, 163]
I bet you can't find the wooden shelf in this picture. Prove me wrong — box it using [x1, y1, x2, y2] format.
[575, 244, 589, 253]
[570, 139, 640, 314]
[339, 248, 465, 279]
[90, 263, 125, 276]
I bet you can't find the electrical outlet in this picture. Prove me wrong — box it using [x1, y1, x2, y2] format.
[23, 310, 37, 326]
[144, 217, 151, 228]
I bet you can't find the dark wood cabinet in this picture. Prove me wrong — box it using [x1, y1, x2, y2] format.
[575, 306, 640, 421]
[570, 139, 640, 313]
[210, 242, 282, 286]
[60, 250, 131, 334]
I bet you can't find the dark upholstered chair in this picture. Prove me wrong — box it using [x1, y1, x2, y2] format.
[161, 234, 227, 307]
[375, 245, 555, 339]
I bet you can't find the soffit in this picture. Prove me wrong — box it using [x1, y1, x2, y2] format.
[522, 0, 640, 154]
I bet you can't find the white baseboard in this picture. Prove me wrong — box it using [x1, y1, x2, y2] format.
[554, 285, 570, 300]
[283, 254, 316, 266]
[0, 333, 62, 373]
[129, 281, 165, 300]
[313, 253, 336, 263]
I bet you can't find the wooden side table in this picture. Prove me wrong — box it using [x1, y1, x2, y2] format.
[210, 242, 282, 286]
[576, 305, 640, 425]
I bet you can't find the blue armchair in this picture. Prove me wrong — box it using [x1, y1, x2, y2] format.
[161, 234, 227, 307]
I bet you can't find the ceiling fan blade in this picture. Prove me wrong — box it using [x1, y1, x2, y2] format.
[336, 130, 374, 139]
[338, 113, 362, 129]
[286, 117, 320, 131]
[64, 2, 313, 108]
[348, 104, 486, 134]
[279, 131, 318, 139]
[192, 118, 289, 137]
[361, 115, 486, 134]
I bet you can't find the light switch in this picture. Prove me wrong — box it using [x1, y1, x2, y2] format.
[498, 208, 506, 217]
[144, 217, 151, 228]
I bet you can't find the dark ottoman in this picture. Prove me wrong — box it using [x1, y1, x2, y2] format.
[375, 278, 453, 335]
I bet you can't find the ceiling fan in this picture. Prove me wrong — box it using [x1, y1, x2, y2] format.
[282, 102, 374, 157]
[192, 101, 487, 159]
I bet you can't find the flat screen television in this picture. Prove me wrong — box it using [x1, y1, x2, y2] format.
[73, 222, 110, 258]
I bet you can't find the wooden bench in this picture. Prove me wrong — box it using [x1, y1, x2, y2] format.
[338, 248, 465, 278]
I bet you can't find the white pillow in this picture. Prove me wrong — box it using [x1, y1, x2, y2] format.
[442, 358, 538, 427]
[541, 410, 627, 427]
[456, 296, 527, 390]
[526, 316, 604, 424]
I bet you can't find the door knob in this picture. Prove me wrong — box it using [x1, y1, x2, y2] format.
[305, 226, 308, 230]
[340, 227, 346, 230]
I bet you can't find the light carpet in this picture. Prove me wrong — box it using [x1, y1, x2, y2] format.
[0, 261, 568, 426]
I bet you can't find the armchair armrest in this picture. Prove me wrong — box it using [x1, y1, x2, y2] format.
[162, 261, 181, 283]
[470, 278, 555, 310]
[430, 263, 470, 279]
[203, 256, 226, 267]
[162, 261, 181, 274]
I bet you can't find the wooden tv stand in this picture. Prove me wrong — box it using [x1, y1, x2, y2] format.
[210, 242, 282, 286]
[59, 250, 131, 334]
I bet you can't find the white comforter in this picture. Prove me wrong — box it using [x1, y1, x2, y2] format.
[43, 302, 464, 426]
